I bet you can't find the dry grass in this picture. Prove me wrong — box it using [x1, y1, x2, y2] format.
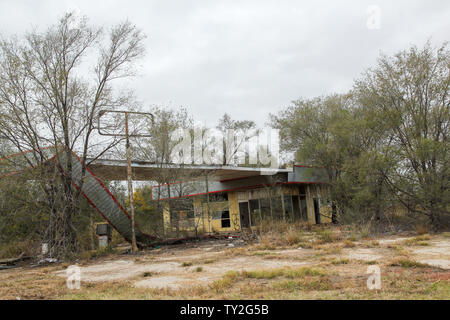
[256, 220, 315, 249]
[343, 240, 356, 248]
[389, 259, 435, 269]
[1, 227, 449, 300]
[403, 235, 432, 247]
[1, 257, 448, 300]
[331, 258, 350, 265]
[242, 267, 326, 279]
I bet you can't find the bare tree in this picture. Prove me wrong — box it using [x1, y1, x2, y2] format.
[216, 113, 256, 165]
[0, 12, 146, 257]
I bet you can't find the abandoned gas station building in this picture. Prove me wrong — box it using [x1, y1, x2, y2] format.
[146, 165, 331, 235]
[2, 149, 331, 241]
[52, 156, 332, 237]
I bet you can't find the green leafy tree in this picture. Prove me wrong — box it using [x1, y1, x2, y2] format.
[354, 42, 449, 229]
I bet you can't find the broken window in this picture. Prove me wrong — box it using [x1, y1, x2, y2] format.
[249, 199, 261, 226]
[298, 185, 306, 195]
[207, 193, 228, 202]
[221, 210, 231, 228]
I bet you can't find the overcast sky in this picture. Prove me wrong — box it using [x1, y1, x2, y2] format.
[1, 0, 449, 127]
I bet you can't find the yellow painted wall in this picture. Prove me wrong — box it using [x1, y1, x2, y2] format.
[160, 194, 240, 234]
[228, 191, 241, 231]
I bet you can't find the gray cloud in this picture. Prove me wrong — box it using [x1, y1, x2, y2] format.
[1, 0, 449, 126]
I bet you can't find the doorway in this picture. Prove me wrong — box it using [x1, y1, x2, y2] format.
[239, 202, 250, 228]
[292, 195, 301, 221]
[313, 198, 321, 224]
[299, 196, 308, 221]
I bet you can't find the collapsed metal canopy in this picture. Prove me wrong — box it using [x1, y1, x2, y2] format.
[86, 158, 293, 182]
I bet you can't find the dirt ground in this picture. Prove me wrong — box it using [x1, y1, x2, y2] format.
[0, 230, 449, 299]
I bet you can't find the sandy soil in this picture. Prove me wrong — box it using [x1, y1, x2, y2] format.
[50, 235, 449, 290]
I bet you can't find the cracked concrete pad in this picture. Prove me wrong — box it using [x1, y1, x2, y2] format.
[411, 241, 449, 255]
[345, 248, 382, 261]
[417, 259, 449, 269]
[377, 237, 410, 245]
[55, 259, 180, 282]
[131, 256, 311, 289]
[134, 276, 182, 289]
[409, 239, 450, 269]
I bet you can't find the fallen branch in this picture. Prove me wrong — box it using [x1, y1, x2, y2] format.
[0, 252, 31, 266]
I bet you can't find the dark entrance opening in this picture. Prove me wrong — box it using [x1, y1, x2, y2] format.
[221, 210, 231, 228]
[313, 198, 321, 224]
[249, 199, 260, 226]
[292, 195, 301, 221]
[239, 202, 250, 228]
[299, 196, 308, 221]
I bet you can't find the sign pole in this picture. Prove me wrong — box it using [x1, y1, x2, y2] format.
[125, 112, 138, 252]
[97, 110, 154, 252]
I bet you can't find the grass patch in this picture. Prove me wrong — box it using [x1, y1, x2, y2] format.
[369, 240, 379, 247]
[343, 240, 356, 248]
[390, 259, 432, 269]
[403, 235, 432, 246]
[425, 281, 450, 295]
[142, 272, 154, 277]
[81, 247, 116, 260]
[194, 267, 203, 272]
[317, 229, 333, 243]
[274, 278, 333, 291]
[181, 262, 193, 267]
[242, 267, 326, 279]
[283, 229, 305, 245]
[226, 247, 248, 256]
[201, 259, 216, 264]
[415, 241, 430, 246]
[251, 251, 277, 257]
[255, 237, 277, 250]
[387, 245, 408, 255]
[297, 241, 313, 249]
[331, 258, 349, 265]
[210, 267, 326, 292]
[211, 271, 240, 291]
[414, 234, 431, 241]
